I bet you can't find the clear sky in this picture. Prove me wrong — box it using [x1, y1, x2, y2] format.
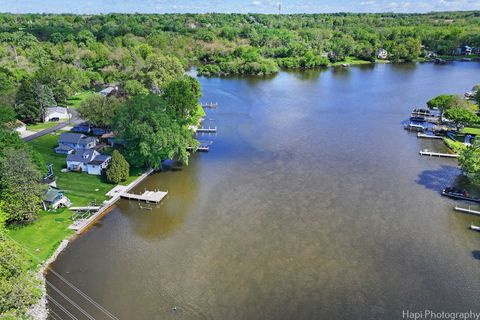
[0, 0, 479, 14]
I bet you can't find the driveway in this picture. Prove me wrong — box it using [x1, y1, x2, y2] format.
[22, 108, 82, 142]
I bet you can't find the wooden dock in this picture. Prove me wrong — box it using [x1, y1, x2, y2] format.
[196, 127, 217, 133]
[201, 102, 218, 108]
[454, 206, 480, 216]
[419, 150, 458, 158]
[417, 133, 443, 139]
[70, 206, 101, 211]
[121, 190, 168, 203]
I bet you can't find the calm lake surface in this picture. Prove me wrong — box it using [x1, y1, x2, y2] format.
[47, 62, 480, 320]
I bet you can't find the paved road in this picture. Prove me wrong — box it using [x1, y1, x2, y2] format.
[23, 109, 82, 142]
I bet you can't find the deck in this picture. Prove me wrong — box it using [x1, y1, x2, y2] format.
[121, 190, 168, 203]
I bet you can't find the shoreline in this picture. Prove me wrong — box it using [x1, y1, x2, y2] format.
[27, 168, 156, 320]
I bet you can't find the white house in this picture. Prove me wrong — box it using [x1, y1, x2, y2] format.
[376, 48, 388, 60]
[66, 149, 111, 175]
[44, 106, 70, 122]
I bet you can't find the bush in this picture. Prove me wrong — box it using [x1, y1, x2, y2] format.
[106, 150, 130, 184]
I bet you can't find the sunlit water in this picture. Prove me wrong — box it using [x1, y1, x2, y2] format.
[47, 62, 480, 320]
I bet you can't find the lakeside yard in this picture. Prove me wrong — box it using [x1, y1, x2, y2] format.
[8, 133, 142, 266]
[26, 121, 61, 132]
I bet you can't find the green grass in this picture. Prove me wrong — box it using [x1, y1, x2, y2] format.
[443, 137, 466, 153]
[66, 90, 96, 108]
[8, 133, 142, 267]
[331, 57, 373, 66]
[26, 121, 61, 132]
[7, 209, 73, 267]
[461, 127, 480, 136]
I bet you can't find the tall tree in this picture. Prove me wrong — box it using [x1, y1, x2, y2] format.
[163, 76, 202, 124]
[113, 94, 198, 168]
[458, 146, 480, 185]
[0, 149, 45, 224]
[78, 94, 121, 128]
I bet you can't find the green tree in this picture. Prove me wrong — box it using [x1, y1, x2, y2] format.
[106, 150, 130, 184]
[443, 107, 479, 129]
[113, 94, 198, 168]
[123, 80, 149, 96]
[0, 149, 45, 224]
[78, 94, 121, 128]
[458, 146, 480, 184]
[142, 55, 184, 93]
[163, 76, 202, 124]
[427, 94, 458, 114]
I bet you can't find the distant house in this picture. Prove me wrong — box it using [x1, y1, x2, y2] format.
[43, 187, 71, 210]
[55, 132, 97, 154]
[66, 149, 111, 175]
[99, 86, 118, 97]
[43, 106, 70, 122]
[376, 48, 388, 60]
[453, 45, 473, 56]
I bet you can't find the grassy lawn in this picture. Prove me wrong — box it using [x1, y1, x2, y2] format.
[8, 133, 142, 267]
[66, 90, 96, 108]
[26, 121, 61, 132]
[461, 127, 480, 136]
[443, 137, 466, 153]
[7, 209, 73, 267]
[331, 57, 373, 66]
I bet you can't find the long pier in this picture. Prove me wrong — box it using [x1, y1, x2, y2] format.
[70, 169, 157, 234]
[419, 150, 458, 158]
[201, 102, 218, 108]
[454, 206, 480, 216]
[121, 190, 168, 203]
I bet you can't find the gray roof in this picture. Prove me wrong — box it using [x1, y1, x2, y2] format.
[44, 187, 64, 202]
[66, 149, 110, 165]
[67, 149, 98, 163]
[89, 154, 111, 165]
[100, 87, 115, 94]
[58, 132, 87, 144]
[78, 136, 97, 146]
[54, 144, 74, 152]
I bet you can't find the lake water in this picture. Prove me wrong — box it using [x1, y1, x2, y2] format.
[47, 62, 480, 320]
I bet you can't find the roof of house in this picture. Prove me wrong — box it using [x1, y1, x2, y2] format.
[45, 106, 68, 116]
[88, 154, 111, 165]
[78, 136, 97, 146]
[58, 132, 87, 144]
[100, 87, 115, 95]
[54, 144, 75, 152]
[67, 149, 98, 163]
[44, 187, 64, 203]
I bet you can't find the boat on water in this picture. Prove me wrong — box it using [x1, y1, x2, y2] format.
[411, 108, 431, 116]
[341, 63, 350, 67]
[470, 224, 480, 232]
[434, 58, 447, 64]
[441, 187, 480, 203]
[404, 123, 425, 132]
[410, 115, 426, 122]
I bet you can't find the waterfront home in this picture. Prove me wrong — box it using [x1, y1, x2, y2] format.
[55, 132, 97, 154]
[66, 148, 111, 175]
[43, 186, 71, 210]
[376, 48, 388, 60]
[43, 106, 70, 122]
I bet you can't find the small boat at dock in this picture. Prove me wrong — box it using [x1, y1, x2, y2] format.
[404, 123, 425, 132]
[441, 187, 480, 203]
[410, 115, 426, 122]
[411, 108, 431, 116]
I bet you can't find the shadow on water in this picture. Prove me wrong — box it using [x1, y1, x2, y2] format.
[284, 67, 327, 81]
[416, 165, 462, 192]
